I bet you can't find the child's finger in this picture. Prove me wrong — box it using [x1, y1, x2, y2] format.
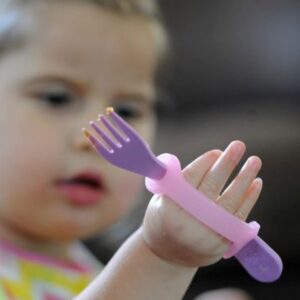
[234, 177, 263, 220]
[199, 141, 246, 201]
[183, 150, 222, 188]
[217, 156, 262, 214]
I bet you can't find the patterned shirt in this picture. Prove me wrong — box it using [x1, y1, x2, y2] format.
[0, 240, 102, 300]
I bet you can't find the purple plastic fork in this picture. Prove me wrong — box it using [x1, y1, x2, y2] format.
[83, 109, 283, 283]
[88, 112, 166, 180]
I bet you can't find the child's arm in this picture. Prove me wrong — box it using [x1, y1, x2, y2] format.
[76, 227, 198, 300]
[75, 141, 262, 300]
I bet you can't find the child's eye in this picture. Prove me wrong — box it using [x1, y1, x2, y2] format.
[113, 103, 144, 121]
[36, 90, 76, 108]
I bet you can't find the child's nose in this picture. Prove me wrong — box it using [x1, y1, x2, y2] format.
[71, 106, 104, 152]
[71, 116, 95, 152]
[73, 132, 94, 152]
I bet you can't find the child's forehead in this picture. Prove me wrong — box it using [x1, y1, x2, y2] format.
[0, 0, 168, 90]
[40, 1, 149, 31]
[29, 3, 157, 63]
[26, 3, 156, 66]
[0, 3, 157, 98]
[32, 1, 152, 32]
[0, 1, 158, 51]
[27, 1, 157, 54]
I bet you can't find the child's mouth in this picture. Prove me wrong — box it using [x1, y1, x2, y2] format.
[56, 172, 106, 206]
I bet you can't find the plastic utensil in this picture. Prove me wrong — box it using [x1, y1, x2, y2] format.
[83, 108, 283, 282]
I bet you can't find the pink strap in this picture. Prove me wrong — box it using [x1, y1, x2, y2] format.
[145, 153, 260, 258]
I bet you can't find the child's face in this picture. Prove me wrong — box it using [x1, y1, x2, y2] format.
[0, 2, 158, 242]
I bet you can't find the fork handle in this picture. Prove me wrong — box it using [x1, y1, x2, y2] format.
[145, 153, 283, 282]
[145, 153, 259, 258]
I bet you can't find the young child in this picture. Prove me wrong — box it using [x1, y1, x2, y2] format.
[0, 0, 262, 299]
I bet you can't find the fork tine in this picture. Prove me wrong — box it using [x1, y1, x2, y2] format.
[89, 121, 120, 150]
[107, 110, 139, 140]
[82, 128, 113, 154]
[98, 115, 129, 143]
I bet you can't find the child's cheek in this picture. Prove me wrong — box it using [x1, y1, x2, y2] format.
[1, 124, 59, 192]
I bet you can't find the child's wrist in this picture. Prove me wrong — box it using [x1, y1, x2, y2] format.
[140, 225, 199, 271]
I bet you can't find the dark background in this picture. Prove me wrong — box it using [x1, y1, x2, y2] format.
[87, 1, 300, 299]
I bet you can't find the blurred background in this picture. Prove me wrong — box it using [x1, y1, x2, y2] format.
[86, 0, 300, 299]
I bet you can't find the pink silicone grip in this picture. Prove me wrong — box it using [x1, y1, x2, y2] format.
[145, 153, 260, 258]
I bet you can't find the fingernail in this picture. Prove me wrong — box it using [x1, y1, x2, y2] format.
[230, 142, 245, 159]
[250, 156, 262, 170]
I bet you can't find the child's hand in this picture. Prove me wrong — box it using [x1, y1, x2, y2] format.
[143, 141, 263, 267]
